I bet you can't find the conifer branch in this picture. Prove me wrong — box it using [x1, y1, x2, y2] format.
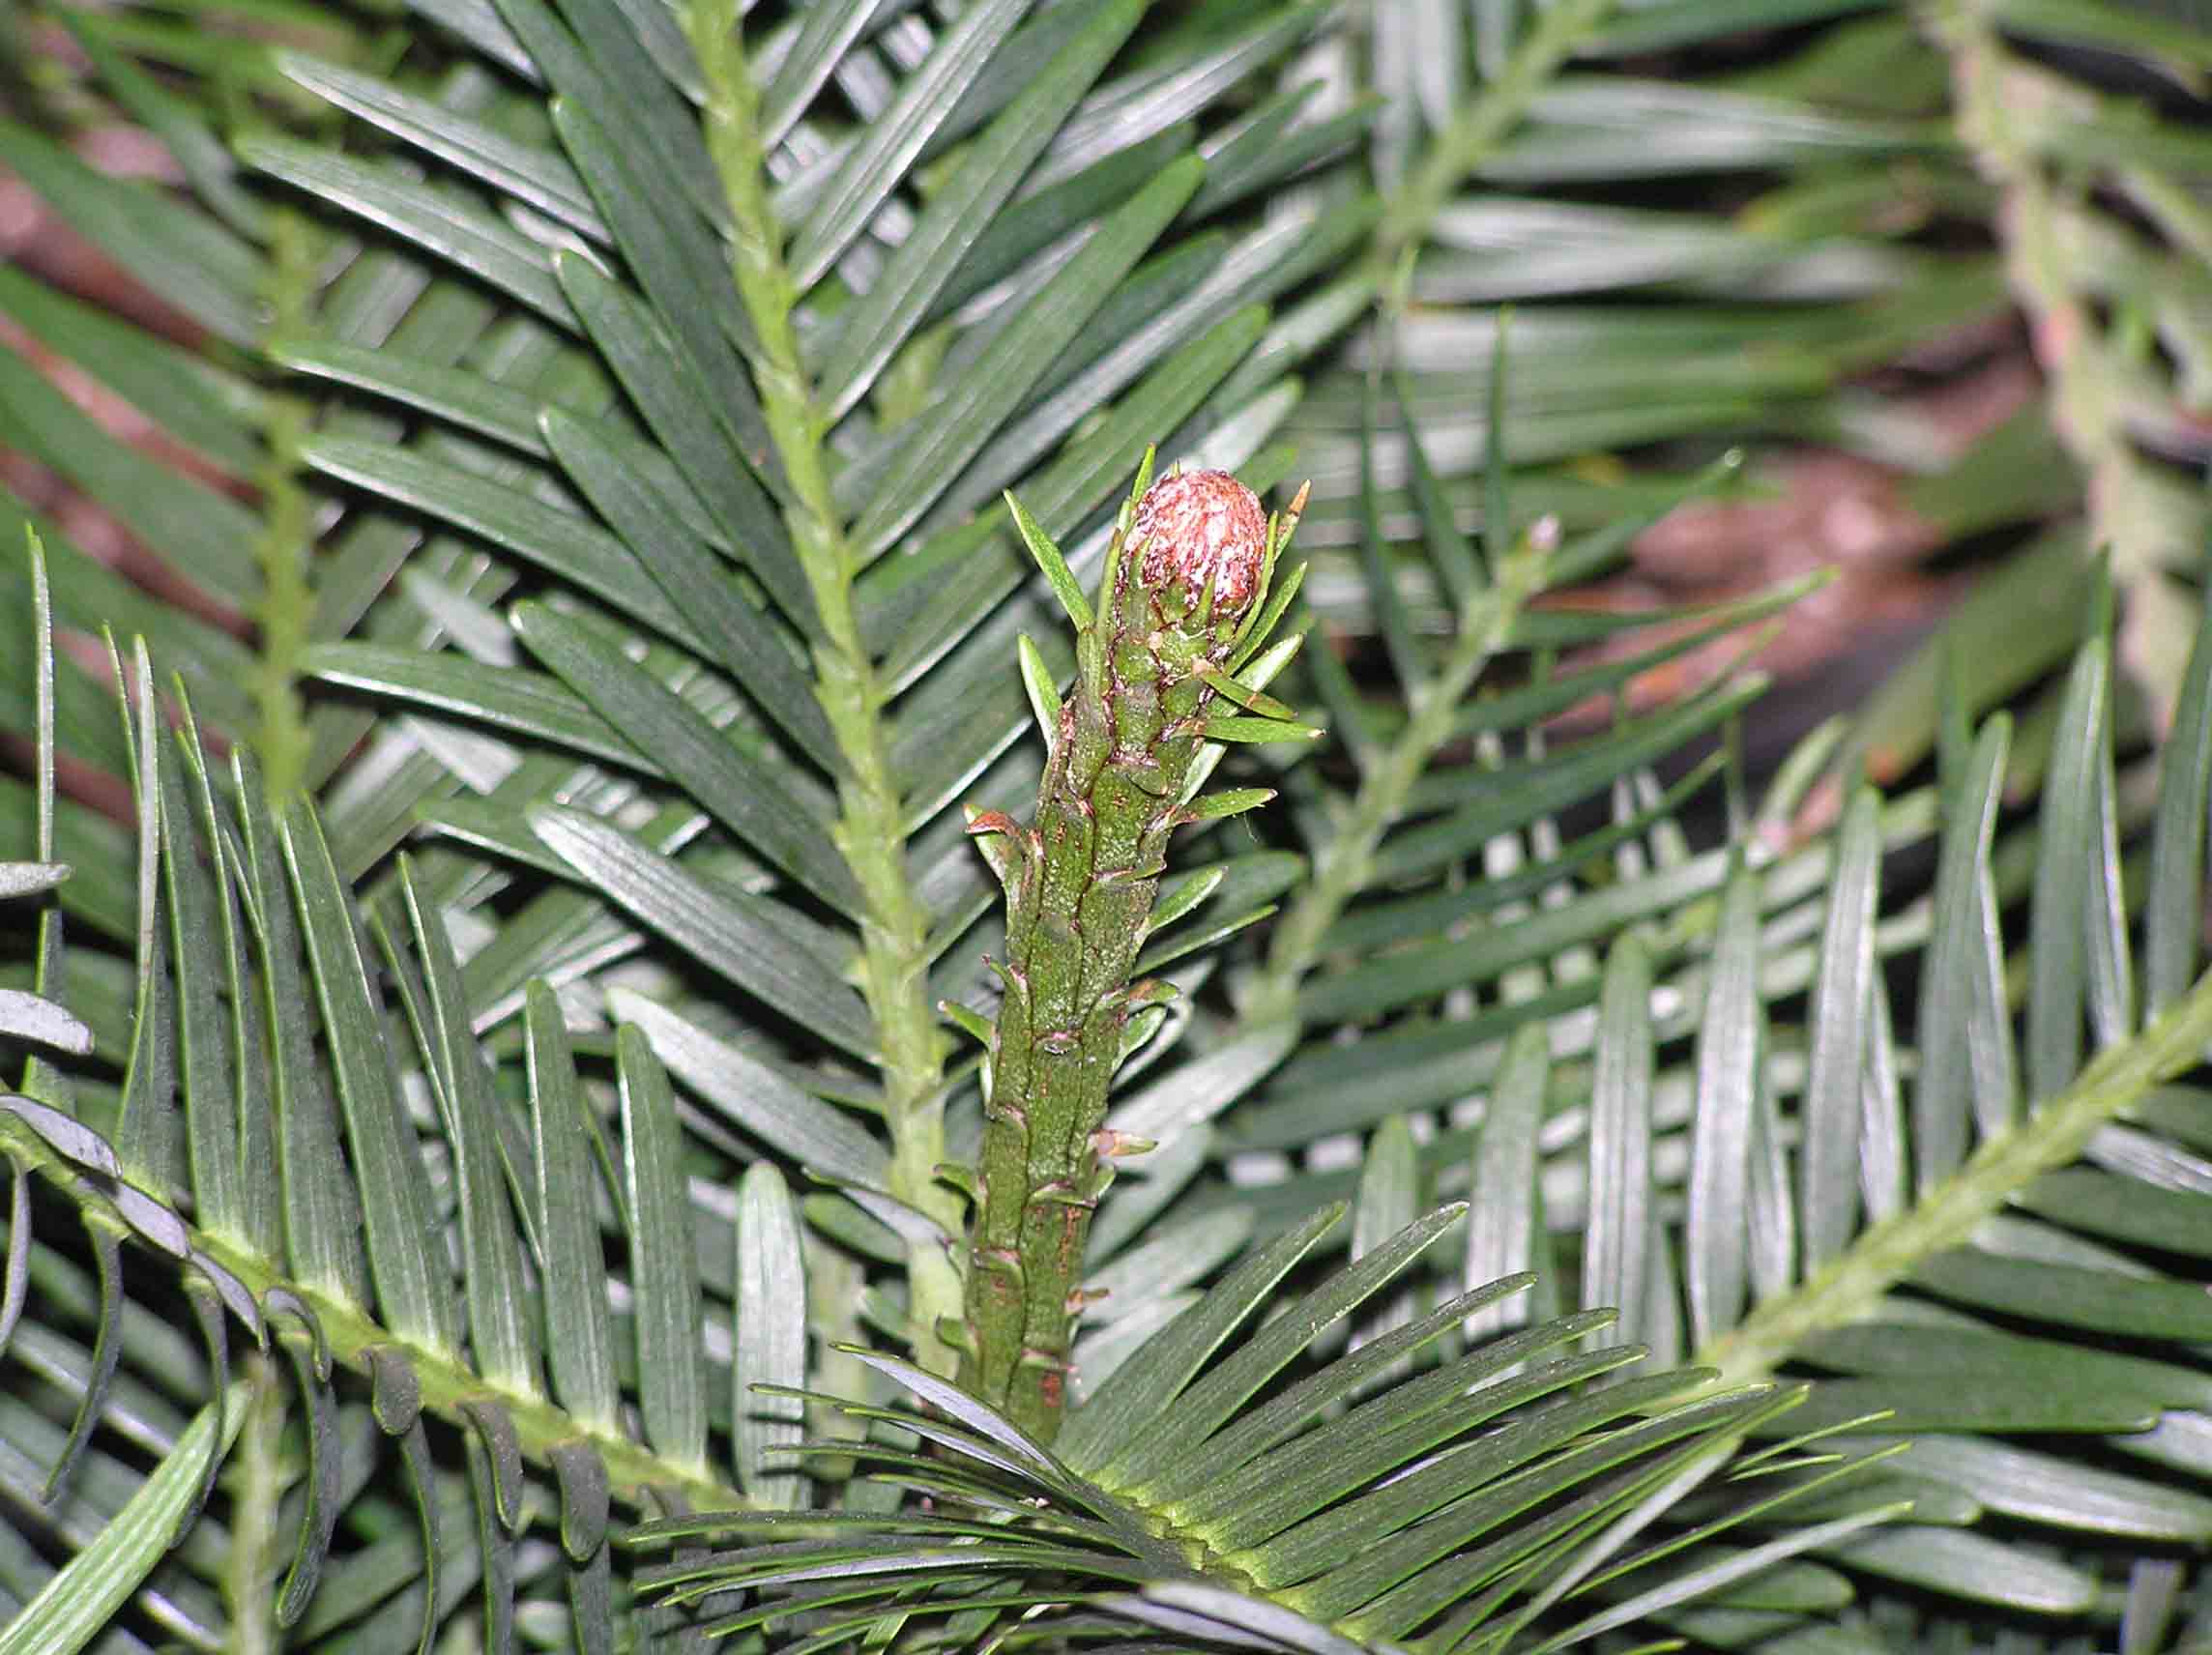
[952, 464, 1312, 1439]
[687, 0, 964, 1371]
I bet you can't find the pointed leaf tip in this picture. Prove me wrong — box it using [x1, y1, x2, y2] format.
[1004, 490, 1093, 632]
[1016, 633, 1062, 748]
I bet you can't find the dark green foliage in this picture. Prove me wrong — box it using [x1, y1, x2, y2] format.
[0, 0, 2210, 1649]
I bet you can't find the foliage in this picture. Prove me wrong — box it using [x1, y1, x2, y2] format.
[0, 0, 2209, 1649]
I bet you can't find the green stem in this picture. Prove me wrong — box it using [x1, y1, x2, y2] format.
[687, 0, 964, 1373]
[223, 1352, 286, 1655]
[960, 476, 1301, 1439]
[1923, 0, 2170, 626]
[1696, 965, 2212, 1388]
[1374, 0, 1614, 264]
[1239, 0, 1609, 1024]
[202, 1234, 748, 1510]
[250, 209, 317, 802]
[1246, 554, 1543, 1025]
[961, 581, 1206, 1437]
[0, 1118, 750, 1512]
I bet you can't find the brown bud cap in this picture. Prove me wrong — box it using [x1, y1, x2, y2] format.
[1130, 469, 1267, 616]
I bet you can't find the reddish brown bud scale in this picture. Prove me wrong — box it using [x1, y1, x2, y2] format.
[1130, 469, 1268, 617]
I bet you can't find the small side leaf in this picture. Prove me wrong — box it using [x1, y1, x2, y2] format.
[617, 1025, 708, 1474]
[1016, 633, 1062, 749]
[0, 1382, 248, 1655]
[735, 1164, 807, 1509]
[1004, 490, 1095, 632]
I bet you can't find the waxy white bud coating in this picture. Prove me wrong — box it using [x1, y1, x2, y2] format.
[1130, 469, 1266, 617]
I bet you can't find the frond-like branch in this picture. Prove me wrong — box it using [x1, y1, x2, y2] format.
[634, 1205, 1898, 1653]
